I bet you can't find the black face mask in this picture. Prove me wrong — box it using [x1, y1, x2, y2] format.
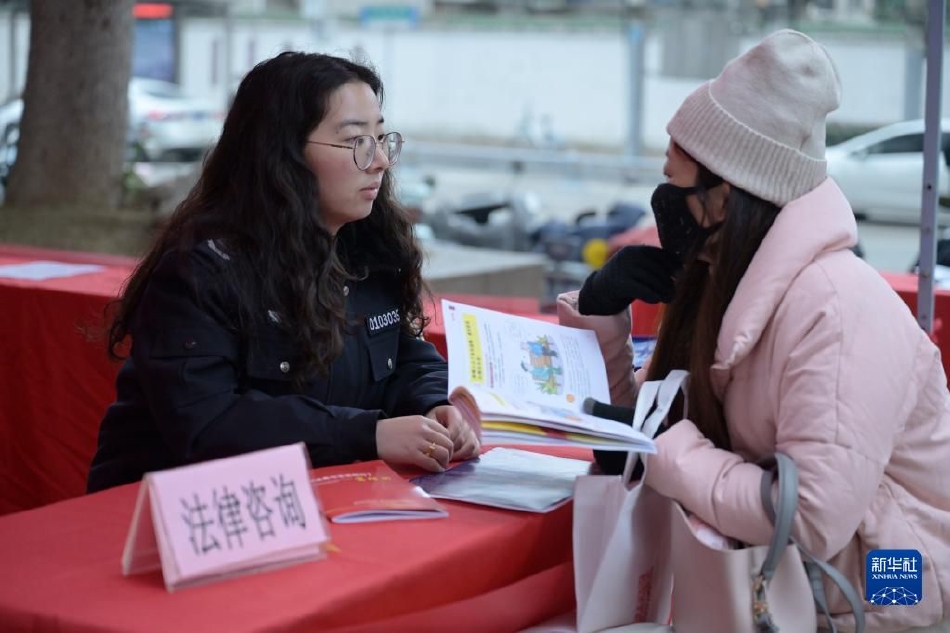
[650, 182, 721, 262]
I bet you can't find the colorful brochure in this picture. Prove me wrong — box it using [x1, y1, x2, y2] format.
[441, 299, 655, 454]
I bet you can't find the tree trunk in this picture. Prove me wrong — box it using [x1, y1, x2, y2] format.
[5, 0, 133, 209]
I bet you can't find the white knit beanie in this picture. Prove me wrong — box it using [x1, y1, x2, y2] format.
[666, 29, 842, 207]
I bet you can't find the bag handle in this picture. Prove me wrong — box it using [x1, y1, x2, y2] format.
[630, 381, 660, 436]
[756, 454, 798, 586]
[621, 370, 689, 486]
[756, 454, 866, 633]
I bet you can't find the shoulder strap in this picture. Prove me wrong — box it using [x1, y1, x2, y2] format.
[758, 454, 798, 583]
[622, 370, 689, 486]
[799, 547, 866, 632]
[759, 454, 866, 633]
[631, 381, 660, 435]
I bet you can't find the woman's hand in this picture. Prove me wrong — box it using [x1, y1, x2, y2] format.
[426, 405, 481, 461]
[376, 415, 454, 472]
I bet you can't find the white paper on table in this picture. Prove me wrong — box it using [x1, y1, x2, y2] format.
[0, 260, 104, 281]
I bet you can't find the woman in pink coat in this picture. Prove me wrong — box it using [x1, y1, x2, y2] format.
[563, 29, 950, 632]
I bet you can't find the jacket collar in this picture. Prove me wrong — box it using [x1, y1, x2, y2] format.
[710, 178, 857, 396]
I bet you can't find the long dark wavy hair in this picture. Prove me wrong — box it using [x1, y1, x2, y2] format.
[106, 52, 428, 381]
[646, 160, 780, 450]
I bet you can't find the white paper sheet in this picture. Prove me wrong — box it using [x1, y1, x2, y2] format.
[0, 260, 104, 281]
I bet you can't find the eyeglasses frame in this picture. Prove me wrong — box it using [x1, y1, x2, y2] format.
[306, 131, 403, 171]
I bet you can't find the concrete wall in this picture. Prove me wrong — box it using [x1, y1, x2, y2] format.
[178, 16, 314, 109]
[303, 25, 949, 152]
[323, 28, 630, 146]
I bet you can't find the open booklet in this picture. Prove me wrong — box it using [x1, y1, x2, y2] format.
[441, 299, 655, 453]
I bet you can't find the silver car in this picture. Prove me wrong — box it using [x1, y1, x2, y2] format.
[826, 118, 950, 224]
[128, 78, 223, 162]
[0, 77, 224, 174]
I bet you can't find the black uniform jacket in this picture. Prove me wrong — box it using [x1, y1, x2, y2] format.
[87, 240, 449, 493]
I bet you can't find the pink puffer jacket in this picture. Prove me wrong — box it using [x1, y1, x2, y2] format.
[559, 178, 950, 631]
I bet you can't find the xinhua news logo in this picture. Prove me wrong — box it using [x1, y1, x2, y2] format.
[866, 549, 922, 606]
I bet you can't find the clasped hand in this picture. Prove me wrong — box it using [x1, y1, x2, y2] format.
[376, 405, 480, 472]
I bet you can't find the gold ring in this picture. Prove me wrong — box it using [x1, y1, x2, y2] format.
[423, 441, 436, 458]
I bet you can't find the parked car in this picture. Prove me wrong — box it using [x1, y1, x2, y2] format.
[0, 99, 18, 184]
[826, 118, 950, 224]
[0, 77, 224, 182]
[127, 78, 224, 162]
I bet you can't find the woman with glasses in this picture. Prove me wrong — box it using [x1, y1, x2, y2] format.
[87, 52, 479, 493]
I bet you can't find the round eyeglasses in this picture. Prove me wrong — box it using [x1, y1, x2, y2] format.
[307, 132, 403, 171]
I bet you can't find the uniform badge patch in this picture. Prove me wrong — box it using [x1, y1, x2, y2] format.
[365, 308, 400, 336]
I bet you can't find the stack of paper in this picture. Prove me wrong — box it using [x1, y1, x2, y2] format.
[412, 447, 594, 513]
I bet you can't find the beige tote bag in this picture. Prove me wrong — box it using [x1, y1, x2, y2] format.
[669, 453, 866, 633]
[572, 370, 690, 633]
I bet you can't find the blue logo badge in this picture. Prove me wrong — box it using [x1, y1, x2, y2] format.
[866, 549, 922, 606]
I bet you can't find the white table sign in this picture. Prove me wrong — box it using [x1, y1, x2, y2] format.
[121, 443, 329, 592]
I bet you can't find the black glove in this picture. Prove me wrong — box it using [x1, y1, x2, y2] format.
[577, 245, 681, 315]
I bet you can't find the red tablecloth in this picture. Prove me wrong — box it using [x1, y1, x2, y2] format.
[0, 245, 134, 515]
[0, 447, 587, 632]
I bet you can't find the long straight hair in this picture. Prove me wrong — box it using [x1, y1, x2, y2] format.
[646, 164, 781, 449]
[106, 52, 427, 381]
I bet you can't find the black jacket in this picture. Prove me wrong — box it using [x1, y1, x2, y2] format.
[87, 240, 449, 492]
